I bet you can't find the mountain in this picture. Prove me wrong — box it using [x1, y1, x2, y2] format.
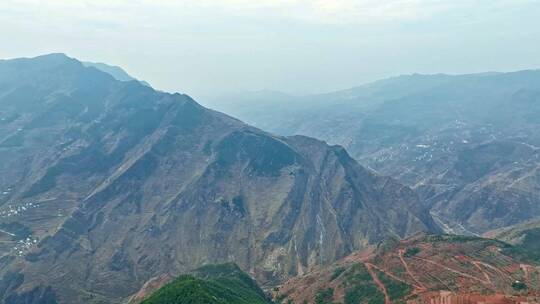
[275, 234, 540, 304]
[82, 61, 151, 87]
[136, 263, 271, 304]
[0, 54, 436, 303]
[207, 71, 540, 234]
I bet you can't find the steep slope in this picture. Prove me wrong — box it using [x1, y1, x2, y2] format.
[275, 234, 540, 304]
[207, 71, 540, 234]
[0, 54, 436, 303]
[136, 263, 271, 304]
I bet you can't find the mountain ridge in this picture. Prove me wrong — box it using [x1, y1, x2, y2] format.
[0, 53, 437, 303]
[207, 69, 540, 234]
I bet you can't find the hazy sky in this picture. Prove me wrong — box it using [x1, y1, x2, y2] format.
[1, 0, 539, 99]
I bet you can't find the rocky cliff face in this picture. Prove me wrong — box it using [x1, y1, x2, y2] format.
[0, 54, 436, 303]
[207, 72, 540, 234]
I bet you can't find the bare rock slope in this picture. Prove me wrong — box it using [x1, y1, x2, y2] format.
[0, 54, 436, 303]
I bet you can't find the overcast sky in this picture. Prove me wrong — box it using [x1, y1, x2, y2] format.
[1, 0, 539, 99]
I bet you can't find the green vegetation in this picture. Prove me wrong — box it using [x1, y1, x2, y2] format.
[378, 237, 401, 253]
[141, 263, 271, 304]
[425, 234, 484, 243]
[404, 247, 420, 257]
[376, 270, 411, 301]
[341, 264, 385, 304]
[339, 263, 411, 304]
[315, 288, 334, 304]
[345, 284, 384, 304]
[342, 263, 373, 285]
[331, 267, 346, 281]
[511, 281, 527, 291]
[503, 228, 540, 263]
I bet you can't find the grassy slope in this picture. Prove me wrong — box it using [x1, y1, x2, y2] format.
[502, 227, 540, 263]
[141, 263, 271, 304]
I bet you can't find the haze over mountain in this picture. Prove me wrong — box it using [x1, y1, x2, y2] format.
[3, 1, 539, 98]
[82, 61, 151, 87]
[0, 54, 437, 303]
[207, 70, 540, 235]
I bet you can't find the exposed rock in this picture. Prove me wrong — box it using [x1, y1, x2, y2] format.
[0, 54, 437, 303]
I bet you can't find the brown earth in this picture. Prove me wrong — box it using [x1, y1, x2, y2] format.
[409, 291, 537, 304]
[127, 274, 173, 304]
[276, 234, 540, 304]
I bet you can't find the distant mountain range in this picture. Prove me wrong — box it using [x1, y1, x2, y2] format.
[207, 71, 540, 235]
[82, 61, 151, 87]
[0, 54, 436, 303]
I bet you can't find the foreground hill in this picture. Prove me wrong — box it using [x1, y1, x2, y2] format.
[136, 263, 271, 304]
[0, 54, 436, 303]
[275, 234, 540, 304]
[207, 71, 540, 234]
[485, 219, 540, 264]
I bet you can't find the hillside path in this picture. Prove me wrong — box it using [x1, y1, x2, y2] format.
[398, 248, 427, 291]
[365, 263, 391, 304]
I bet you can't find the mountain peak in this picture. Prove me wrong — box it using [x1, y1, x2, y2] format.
[12, 53, 79, 66]
[0, 53, 83, 79]
[34, 52, 71, 60]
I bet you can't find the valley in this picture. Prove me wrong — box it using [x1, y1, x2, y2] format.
[207, 71, 540, 235]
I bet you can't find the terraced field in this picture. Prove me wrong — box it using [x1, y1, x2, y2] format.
[275, 234, 540, 304]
